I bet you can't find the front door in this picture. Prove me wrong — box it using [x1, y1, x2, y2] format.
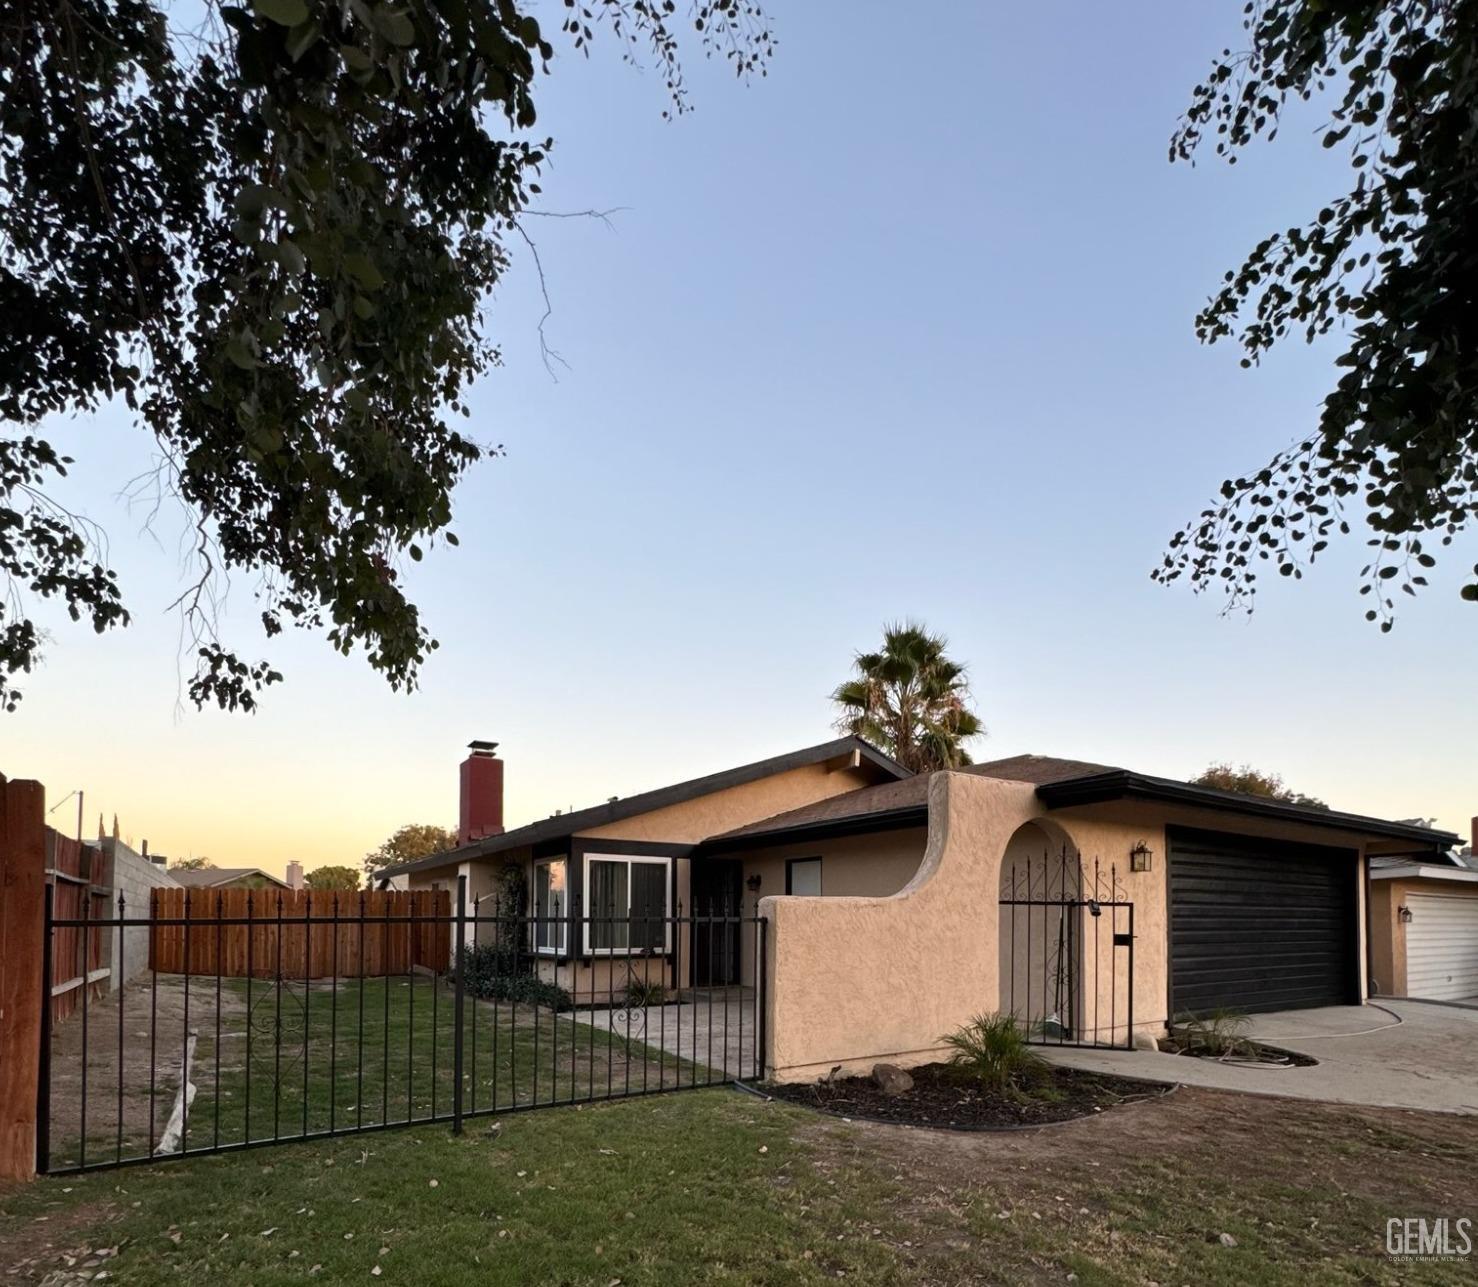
[690, 860, 743, 986]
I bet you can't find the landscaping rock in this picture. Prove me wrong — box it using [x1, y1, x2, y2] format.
[871, 1063, 914, 1095]
[1217, 1232, 1238, 1248]
[1131, 1030, 1161, 1052]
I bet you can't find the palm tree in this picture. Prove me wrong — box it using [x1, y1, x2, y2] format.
[831, 622, 985, 773]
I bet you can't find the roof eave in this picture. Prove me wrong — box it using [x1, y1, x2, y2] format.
[377, 735, 913, 878]
[694, 804, 929, 856]
[1037, 771, 1461, 849]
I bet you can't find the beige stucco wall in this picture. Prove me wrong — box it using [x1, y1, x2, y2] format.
[1369, 878, 1401, 996]
[761, 774, 1376, 1084]
[763, 773, 1041, 1083]
[576, 761, 879, 844]
[725, 828, 926, 985]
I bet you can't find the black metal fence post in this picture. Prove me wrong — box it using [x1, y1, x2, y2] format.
[451, 875, 467, 1136]
[1125, 902, 1135, 1049]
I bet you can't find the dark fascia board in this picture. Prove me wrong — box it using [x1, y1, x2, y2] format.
[377, 736, 911, 878]
[693, 805, 929, 856]
[1037, 771, 1461, 849]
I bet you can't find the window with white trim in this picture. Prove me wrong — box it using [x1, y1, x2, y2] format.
[583, 854, 671, 954]
[533, 858, 567, 954]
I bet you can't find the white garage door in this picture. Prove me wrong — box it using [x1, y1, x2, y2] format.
[1406, 893, 1478, 1001]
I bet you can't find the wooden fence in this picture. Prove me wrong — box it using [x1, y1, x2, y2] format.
[148, 888, 452, 979]
[46, 832, 112, 1024]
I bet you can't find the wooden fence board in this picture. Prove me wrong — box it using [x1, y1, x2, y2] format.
[149, 889, 451, 979]
[0, 776, 47, 1180]
[46, 833, 110, 1023]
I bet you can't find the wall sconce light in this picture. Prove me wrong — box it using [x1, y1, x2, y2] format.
[1399, 905, 1413, 923]
[746, 873, 762, 893]
[1129, 841, 1153, 874]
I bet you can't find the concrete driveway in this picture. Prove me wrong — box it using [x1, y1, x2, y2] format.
[1043, 1000, 1478, 1114]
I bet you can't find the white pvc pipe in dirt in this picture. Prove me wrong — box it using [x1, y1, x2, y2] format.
[154, 1030, 198, 1155]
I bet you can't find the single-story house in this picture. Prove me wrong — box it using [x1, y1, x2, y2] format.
[380, 739, 1458, 1081]
[1369, 826, 1478, 1003]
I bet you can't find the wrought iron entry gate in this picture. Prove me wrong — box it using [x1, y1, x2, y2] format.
[37, 876, 765, 1175]
[998, 851, 1135, 1050]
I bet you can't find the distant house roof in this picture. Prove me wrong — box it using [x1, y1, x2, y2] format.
[697, 755, 1460, 855]
[169, 867, 288, 889]
[375, 736, 912, 880]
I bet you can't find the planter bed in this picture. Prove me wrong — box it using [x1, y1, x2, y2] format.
[1166, 1040, 1318, 1068]
[763, 1063, 1168, 1130]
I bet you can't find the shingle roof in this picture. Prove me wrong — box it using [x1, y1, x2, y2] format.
[700, 754, 1458, 854]
[169, 867, 287, 888]
[705, 755, 1121, 845]
[375, 736, 912, 879]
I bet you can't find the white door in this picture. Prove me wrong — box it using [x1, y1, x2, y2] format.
[1405, 892, 1478, 1001]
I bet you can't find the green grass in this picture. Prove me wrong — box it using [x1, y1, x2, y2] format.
[7, 1092, 904, 1286]
[49, 974, 707, 1170]
[15, 1059, 1478, 1285]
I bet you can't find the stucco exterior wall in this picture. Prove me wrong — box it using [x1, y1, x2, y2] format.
[725, 828, 927, 986]
[762, 773, 1043, 1083]
[576, 762, 879, 845]
[1369, 878, 1401, 996]
[761, 774, 1377, 1083]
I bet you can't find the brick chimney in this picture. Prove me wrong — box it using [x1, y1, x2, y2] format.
[285, 859, 304, 891]
[459, 741, 505, 847]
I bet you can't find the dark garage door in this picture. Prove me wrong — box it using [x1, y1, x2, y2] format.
[1169, 828, 1358, 1015]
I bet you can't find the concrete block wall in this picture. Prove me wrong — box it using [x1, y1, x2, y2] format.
[101, 838, 180, 990]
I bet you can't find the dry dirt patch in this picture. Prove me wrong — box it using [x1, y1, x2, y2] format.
[796, 1085, 1478, 1284]
[44, 975, 247, 1162]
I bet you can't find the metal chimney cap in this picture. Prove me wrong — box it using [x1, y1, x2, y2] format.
[467, 739, 500, 755]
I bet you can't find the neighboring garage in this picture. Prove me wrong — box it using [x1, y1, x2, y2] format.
[1370, 860, 1478, 1003]
[1168, 827, 1359, 1015]
[1407, 893, 1478, 999]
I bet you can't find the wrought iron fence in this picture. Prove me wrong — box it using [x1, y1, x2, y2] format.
[998, 850, 1134, 1049]
[38, 877, 766, 1176]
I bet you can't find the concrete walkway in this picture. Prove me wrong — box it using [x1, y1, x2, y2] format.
[1042, 1000, 1478, 1115]
[573, 989, 759, 1082]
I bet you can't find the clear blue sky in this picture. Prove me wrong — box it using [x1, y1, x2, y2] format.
[8, 3, 1474, 869]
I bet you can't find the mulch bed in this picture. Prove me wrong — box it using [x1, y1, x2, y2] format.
[1166, 1040, 1319, 1067]
[764, 1063, 1168, 1130]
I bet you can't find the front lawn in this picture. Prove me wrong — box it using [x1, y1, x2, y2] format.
[3, 1085, 1475, 1284]
[44, 973, 704, 1171]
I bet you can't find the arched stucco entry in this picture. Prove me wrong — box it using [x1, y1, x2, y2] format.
[997, 820, 1083, 1033]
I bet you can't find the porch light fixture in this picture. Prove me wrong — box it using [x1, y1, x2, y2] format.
[1129, 841, 1153, 874]
[746, 874, 763, 893]
[1399, 904, 1413, 923]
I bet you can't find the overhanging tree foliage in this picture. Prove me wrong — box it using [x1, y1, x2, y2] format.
[1190, 761, 1327, 809]
[1, 0, 771, 711]
[1155, 0, 1478, 625]
[363, 820, 456, 876]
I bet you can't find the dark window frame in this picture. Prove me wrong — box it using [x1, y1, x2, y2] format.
[785, 856, 823, 896]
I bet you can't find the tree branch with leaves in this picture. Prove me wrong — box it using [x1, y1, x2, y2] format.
[1155, 0, 1478, 626]
[0, 0, 772, 712]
